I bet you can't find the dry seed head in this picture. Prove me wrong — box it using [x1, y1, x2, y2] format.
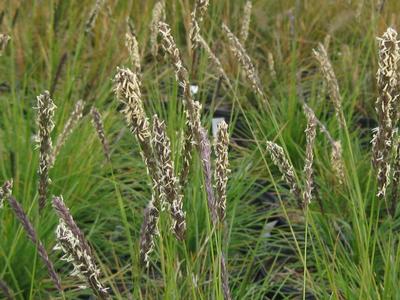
[0, 180, 13, 209]
[35, 91, 56, 212]
[0, 34, 10, 56]
[312, 43, 345, 129]
[372, 27, 400, 198]
[222, 23, 264, 99]
[303, 108, 317, 206]
[114, 67, 151, 146]
[91, 107, 111, 162]
[266, 141, 302, 208]
[85, 0, 104, 34]
[8, 194, 62, 291]
[52, 100, 84, 165]
[152, 115, 186, 240]
[158, 21, 202, 150]
[240, 1, 252, 43]
[214, 121, 230, 222]
[53, 196, 109, 298]
[150, 1, 166, 57]
[189, 0, 210, 50]
[158, 22, 195, 110]
[125, 31, 141, 74]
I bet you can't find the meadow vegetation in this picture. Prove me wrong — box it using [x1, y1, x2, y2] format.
[1, 0, 400, 299]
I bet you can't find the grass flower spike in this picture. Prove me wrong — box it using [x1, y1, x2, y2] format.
[372, 27, 400, 199]
[36, 91, 56, 212]
[152, 115, 186, 240]
[303, 107, 317, 206]
[222, 23, 264, 98]
[4, 185, 62, 292]
[266, 141, 302, 208]
[214, 121, 230, 222]
[53, 196, 109, 299]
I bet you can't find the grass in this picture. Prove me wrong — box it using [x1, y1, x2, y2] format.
[1, 0, 400, 299]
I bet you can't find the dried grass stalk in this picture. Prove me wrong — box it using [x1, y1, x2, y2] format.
[303, 108, 317, 206]
[150, 0, 166, 58]
[52, 100, 84, 164]
[189, 0, 210, 51]
[0, 33, 10, 56]
[35, 91, 56, 212]
[266, 141, 302, 208]
[312, 43, 345, 128]
[152, 115, 186, 240]
[214, 121, 230, 222]
[91, 107, 111, 162]
[240, 1, 252, 43]
[372, 27, 400, 199]
[85, 0, 104, 34]
[52, 196, 109, 299]
[222, 23, 264, 98]
[7, 192, 62, 291]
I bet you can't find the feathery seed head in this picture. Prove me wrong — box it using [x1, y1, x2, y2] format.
[222, 23, 264, 98]
[152, 115, 186, 240]
[53, 196, 109, 298]
[372, 27, 400, 198]
[189, 0, 210, 50]
[150, 1, 166, 57]
[36, 91, 56, 212]
[312, 43, 345, 128]
[303, 108, 317, 206]
[214, 121, 230, 221]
